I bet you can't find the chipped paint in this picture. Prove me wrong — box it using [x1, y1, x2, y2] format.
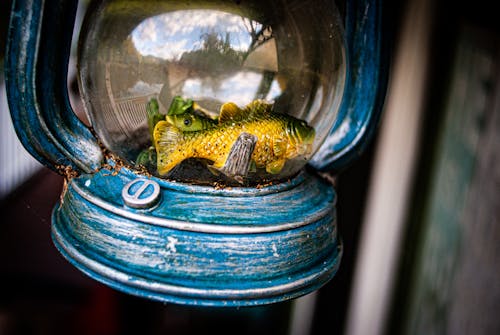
[166, 236, 178, 253]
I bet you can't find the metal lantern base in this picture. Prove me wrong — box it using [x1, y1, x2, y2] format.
[51, 167, 341, 306]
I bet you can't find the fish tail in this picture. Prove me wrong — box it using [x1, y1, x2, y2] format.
[153, 121, 186, 175]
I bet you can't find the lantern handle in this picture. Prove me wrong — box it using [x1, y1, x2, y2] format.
[5, 0, 103, 175]
[310, 0, 388, 172]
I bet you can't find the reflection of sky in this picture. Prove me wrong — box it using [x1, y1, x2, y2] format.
[132, 10, 259, 60]
[128, 81, 162, 96]
[266, 80, 282, 101]
[182, 72, 282, 106]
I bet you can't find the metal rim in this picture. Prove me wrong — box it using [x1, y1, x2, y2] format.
[51, 218, 342, 306]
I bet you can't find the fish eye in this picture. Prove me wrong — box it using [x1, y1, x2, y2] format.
[183, 118, 192, 126]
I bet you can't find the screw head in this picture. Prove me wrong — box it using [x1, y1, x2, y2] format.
[122, 178, 161, 209]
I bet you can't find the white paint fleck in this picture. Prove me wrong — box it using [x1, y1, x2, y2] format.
[84, 179, 91, 187]
[166, 236, 178, 253]
[272, 243, 279, 257]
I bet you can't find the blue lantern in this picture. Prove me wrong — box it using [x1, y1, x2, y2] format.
[5, 0, 386, 306]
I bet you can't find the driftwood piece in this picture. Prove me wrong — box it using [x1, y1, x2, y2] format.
[219, 132, 257, 184]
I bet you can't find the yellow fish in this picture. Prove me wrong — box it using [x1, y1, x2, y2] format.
[153, 100, 315, 176]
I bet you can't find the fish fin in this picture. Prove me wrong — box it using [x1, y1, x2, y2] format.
[153, 121, 185, 175]
[219, 102, 242, 122]
[272, 138, 287, 157]
[244, 100, 273, 117]
[266, 159, 286, 174]
[219, 100, 273, 123]
[193, 102, 219, 120]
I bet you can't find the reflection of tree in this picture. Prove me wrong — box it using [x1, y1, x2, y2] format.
[178, 22, 274, 76]
[178, 31, 244, 78]
[101, 36, 168, 98]
[176, 24, 276, 99]
[102, 16, 277, 109]
[242, 19, 274, 56]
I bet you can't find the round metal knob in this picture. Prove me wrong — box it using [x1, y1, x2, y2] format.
[122, 179, 161, 209]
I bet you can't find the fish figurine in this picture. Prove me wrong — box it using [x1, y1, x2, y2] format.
[153, 100, 315, 176]
[137, 96, 219, 169]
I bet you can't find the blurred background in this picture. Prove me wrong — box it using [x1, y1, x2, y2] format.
[1, 0, 499, 334]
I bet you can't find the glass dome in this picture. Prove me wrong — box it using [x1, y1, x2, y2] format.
[78, 0, 345, 186]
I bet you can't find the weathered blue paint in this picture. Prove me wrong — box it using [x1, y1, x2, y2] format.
[5, 0, 102, 174]
[52, 168, 341, 306]
[310, 0, 388, 172]
[5, 0, 385, 306]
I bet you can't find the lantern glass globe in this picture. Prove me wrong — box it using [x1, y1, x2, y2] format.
[78, 0, 345, 185]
